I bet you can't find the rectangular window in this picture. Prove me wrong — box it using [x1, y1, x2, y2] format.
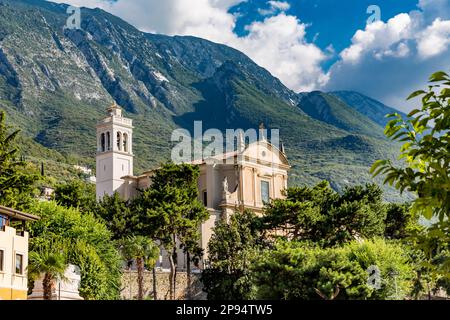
[15, 254, 23, 275]
[0, 250, 4, 272]
[0, 214, 7, 228]
[261, 181, 270, 203]
[203, 191, 208, 206]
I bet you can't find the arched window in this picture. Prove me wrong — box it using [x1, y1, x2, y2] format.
[123, 133, 128, 153]
[101, 133, 106, 152]
[117, 132, 122, 151]
[106, 132, 111, 151]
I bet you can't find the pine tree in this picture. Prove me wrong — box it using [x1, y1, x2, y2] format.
[135, 162, 209, 300]
[0, 111, 36, 208]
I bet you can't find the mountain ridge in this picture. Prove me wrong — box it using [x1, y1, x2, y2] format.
[0, 0, 410, 201]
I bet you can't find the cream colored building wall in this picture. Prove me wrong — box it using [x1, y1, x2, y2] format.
[0, 226, 29, 300]
[200, 209, 221, 264]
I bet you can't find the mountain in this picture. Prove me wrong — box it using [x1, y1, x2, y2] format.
[0, 0, 410, 201]
[297, 91, 384, 138]
[329, 91, 408, 127]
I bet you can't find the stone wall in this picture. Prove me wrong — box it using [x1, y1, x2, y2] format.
[121, 270, 206, 300]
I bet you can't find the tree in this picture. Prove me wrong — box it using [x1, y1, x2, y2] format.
[261, 181, 387, 247]
[202, 210, 262, 300]
[28, 201, 122, 300]
[371, 70, 450, 288]
[144, 242, 161, 301]
[252, 239, 415, 300]
[97, 192, 138, 240]
[119, 236, 159, 300]
[28, 236, 68, 300]
[371, 71, 450, 220]
[0, 110, 37, 208]
[135, 162, 209, 300]
[54, 180, 97, 213]
[384, 203, 421, 240]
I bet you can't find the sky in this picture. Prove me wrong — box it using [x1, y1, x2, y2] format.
[48, 0, 450, 111]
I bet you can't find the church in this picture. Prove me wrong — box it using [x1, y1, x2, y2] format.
[96, 104, 290, 268]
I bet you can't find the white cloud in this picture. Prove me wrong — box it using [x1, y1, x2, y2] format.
[340, 14, 413, 64]
[232, 14, 328, 91]
[258, 1, 290, 16]
[268, 1, 290, 11]
[48, 0, 450, 106]
[325, 0, 450, 110]
[417, 18, 450, 58]
[49, 0, 327, 92]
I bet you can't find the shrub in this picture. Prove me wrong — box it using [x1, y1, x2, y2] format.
[252, 239, 414, 300]
[28, 201, 122, 300]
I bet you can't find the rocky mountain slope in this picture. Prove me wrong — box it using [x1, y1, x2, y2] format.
[0, 0, 410, 201]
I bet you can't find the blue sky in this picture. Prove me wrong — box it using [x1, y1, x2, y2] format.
[51, 0, 450, 111]
[231, 0, 420, 69]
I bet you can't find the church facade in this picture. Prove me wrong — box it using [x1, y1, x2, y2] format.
[96, 104, 290, 268]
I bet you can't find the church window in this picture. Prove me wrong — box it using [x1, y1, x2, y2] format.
[106, 132, 111, 151]
[117, 132, 122, 151]
[123, 133, 128, 152]
[202, 190, 208, 206]
[101, 133, 106, 152]
[261, 180, 270, 203]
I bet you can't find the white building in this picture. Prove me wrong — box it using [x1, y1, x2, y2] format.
[95, 104, 290, 269]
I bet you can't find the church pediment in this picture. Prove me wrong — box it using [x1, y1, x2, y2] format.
[241, 141, 289, 167]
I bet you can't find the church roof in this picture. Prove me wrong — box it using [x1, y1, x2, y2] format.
[190, 140, 289, 167]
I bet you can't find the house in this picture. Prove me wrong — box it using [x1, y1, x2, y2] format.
[0, 206, 39, 300]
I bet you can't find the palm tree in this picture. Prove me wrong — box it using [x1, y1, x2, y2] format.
[144, 242, 160, 300]
[119, 236, 159, 300]
[28, 238, 68, 300]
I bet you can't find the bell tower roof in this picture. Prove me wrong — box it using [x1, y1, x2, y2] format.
[107, 102, 122, 117]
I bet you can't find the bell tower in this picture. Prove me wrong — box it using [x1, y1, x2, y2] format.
[96, 103, 134, 200]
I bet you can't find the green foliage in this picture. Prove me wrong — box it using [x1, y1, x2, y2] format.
[384, 203, 421, 239]
[29, 236, 68, 278]
[135, 162, 209, 252]
[371, 71, 450, 288]
[118, 235, 159, 267]
[134, 162, 209, 299]
[261, 181, 387, 247]
[28, 201, 122, 300]
[252, 239, 414, 300]
[0, 110, 37, 208]
[118, 235, 160, 300]
[203, 182, 420, 300]
[96, 192, 137, 240]
[54, 180, 97, 213]
[407, 219, 450, 298]
[28, 236, 68, 300]
[371, 71, 450, 220]
[202, 210, 261, 300]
